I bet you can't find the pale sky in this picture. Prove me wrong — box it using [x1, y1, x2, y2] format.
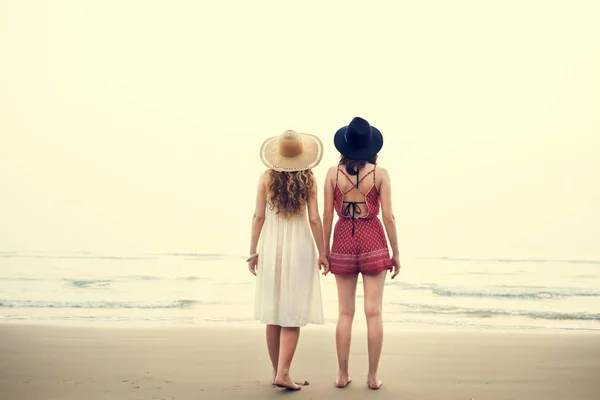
[1, 0, 599, 259]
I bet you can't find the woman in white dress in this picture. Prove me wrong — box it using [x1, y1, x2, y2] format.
[248, 129, 329, 391]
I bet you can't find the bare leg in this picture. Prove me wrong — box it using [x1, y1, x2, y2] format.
[334, 273, 358, 388]
[266, 324, 281, 383]
[363, 269, 387, 389]
[273, 327, 301, 390]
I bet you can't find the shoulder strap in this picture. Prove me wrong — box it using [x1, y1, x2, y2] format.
[356, 168, 374, 186]
[338, 167, 357, 187]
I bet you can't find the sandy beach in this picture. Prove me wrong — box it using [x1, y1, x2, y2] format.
[0, 324, 598, 400]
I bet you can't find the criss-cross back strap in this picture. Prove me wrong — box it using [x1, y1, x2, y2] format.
[338, 167, 375, 195]
[336, 165, 376, 236]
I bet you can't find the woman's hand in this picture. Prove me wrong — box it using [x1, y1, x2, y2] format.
[248, 256, 258, 276]
[391, 253, 401, 279]
[319, 254, 330, 276]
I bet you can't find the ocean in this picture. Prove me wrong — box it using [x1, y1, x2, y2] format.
[1, 251, 599, 332]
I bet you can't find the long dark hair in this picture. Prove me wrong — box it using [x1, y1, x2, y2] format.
[339, 154, 378, 176]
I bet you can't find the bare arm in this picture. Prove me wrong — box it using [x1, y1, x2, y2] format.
[307, 177, 326, 256]
[322, 167, 336, 256]
[379, 168, 401, 277]
[249, 173, 267, 256]
[308, 177, 330, 275]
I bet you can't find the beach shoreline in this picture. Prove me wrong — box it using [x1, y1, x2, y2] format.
[2, 317, 599, 334]
[2, 315, 599, 333]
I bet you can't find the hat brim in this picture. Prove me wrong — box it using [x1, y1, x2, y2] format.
[260, 133, 323, 172]
[333, 125, 383, 160]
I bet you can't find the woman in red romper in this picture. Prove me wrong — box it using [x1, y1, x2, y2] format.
[323, 117, 401, 390]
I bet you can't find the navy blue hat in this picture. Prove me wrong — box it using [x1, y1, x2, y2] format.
[334, 117, 383, 160]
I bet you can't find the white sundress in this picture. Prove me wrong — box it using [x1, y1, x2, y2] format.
[254, 203, 324, 327]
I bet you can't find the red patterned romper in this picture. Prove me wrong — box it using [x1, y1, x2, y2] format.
[330, 165, 393, 275]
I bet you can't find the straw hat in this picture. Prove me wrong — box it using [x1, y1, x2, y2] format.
[260, 130, 323, 172]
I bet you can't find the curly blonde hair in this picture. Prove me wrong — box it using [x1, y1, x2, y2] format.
[266, 169, 315, 218]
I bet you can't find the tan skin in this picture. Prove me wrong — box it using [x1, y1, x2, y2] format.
[322, 162, 400, 390]
[248, 170, 329, 390]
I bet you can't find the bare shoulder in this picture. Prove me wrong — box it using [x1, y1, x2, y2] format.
[376, 165, 390, 178]
[326, 165, 338, 181]
[258, 169, 271, 186]
[375, 166, 391, 191]
[310, 170, 319, 182]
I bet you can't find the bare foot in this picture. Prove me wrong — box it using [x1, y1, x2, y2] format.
[274, 373, 301, 391]
[367, 376, 382, 390]
[272, 379, 309, 387]
[335, 374, 352, 388]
